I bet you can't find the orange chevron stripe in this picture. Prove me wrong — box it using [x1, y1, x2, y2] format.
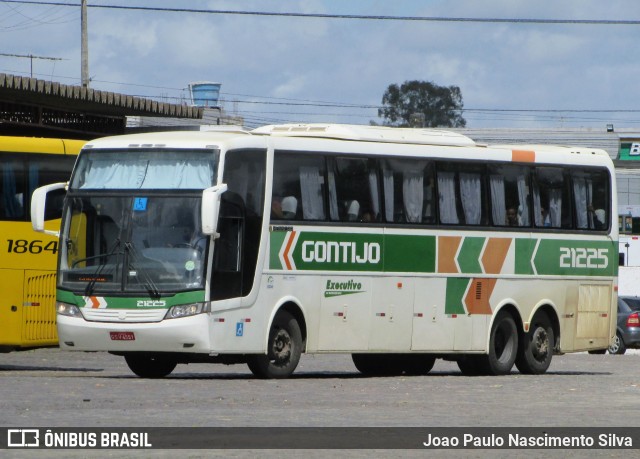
[465, 278, 496, 315]
[481, 238, 512, 274]
[283, 231, 296, 270]
[438, 236, 462, 273]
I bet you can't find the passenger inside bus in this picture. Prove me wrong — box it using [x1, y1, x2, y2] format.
[506, 207, 519, 226]
[345, 200, 360, 222]
[281, 196, 298, 219]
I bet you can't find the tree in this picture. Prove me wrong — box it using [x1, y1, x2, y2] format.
[378, 80, 466, 128]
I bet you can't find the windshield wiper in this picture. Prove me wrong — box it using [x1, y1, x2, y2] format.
[125, 241, 161, 299]
[83, 238, 121, 296]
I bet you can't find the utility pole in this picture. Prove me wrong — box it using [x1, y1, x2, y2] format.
[81, 0, 89, 88]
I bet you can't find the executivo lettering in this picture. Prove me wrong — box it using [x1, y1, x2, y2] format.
[324, 279, 365, 298]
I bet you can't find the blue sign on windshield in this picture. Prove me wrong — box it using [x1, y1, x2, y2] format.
[133, 197, 148, 211]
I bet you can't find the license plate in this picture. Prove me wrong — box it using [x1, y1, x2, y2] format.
[109, 331, 135, 341]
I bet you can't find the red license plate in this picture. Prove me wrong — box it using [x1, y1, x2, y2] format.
[109, 331, 135, 341]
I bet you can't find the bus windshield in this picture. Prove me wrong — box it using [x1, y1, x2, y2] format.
[60, 195, 207, 294]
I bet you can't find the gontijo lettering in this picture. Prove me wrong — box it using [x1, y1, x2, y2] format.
[302, 241, 381, 264]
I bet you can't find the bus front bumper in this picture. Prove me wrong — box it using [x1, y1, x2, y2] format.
[57, 313, 211, 353]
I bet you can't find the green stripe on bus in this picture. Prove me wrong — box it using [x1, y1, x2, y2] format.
[269, 231, 287, 269]
[457, 237, 485, 274]
[56, 290, 205, 309]
[515, 238, 536, 275]
[445, 278, 469, 315]
[383, 234, 436, 273]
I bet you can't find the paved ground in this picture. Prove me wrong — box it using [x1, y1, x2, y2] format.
[1, 348, 639, 458]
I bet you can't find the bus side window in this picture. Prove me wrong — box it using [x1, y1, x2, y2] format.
[1, 159, 24, 220]
[381, 158, 433, 224]
[533, 167, 571, 229]
[437, 162, 488, 226]
[330, 157, 380, 223]
[572, 169, 609, 231]
[488, 164, 531, 227]
[272, 152, 326, 221]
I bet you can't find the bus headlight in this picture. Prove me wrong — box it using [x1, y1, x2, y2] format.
[165, 302, 208, 319]
[56, 302, 83, 318]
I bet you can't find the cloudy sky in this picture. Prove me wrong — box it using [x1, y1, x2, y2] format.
[1, 0, 639, 129]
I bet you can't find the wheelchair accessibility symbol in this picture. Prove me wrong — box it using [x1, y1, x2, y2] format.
[236, 322, 244, 337]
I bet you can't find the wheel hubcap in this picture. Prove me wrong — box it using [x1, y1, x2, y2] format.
[531, 327, 549, 361]
[271, 329, 291, 365]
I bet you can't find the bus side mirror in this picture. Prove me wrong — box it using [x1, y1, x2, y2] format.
[31, 182, 67, 236]
[202, 183, 228, 237]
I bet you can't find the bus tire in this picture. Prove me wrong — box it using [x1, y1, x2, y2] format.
[124, 354, 177, 378]
[247, 310, 302, 379]
[485, 311, 518, 375]
[515, 312, 554, 374]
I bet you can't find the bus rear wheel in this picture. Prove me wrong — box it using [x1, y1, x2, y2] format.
[247, 310, 302, 379]
[124, 354, 177, 378]
[485, 311, 518, 375]
[515, 312, 554, 374]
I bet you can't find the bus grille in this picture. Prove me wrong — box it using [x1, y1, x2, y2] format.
[23, 271, 57, 342]
[81, 308, 167, 323]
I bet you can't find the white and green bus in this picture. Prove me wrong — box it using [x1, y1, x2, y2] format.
[31, 124, 617, 378]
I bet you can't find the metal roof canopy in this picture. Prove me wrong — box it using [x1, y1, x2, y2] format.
[0, 73, 202, 140]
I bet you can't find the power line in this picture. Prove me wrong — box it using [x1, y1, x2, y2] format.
[1, 0, 639, 25]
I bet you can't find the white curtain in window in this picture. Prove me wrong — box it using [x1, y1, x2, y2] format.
[382, 168, 394, 222]
[80, 159, 147, 189]
[403, 170, 423, 223]
[300, 166, 325, 220]
[327, 169, 339, 221]
[573, 178, 589, 229]
[438, 172, 458, 224]
[549, 189, 562, 227]
[460, 173, 481, 225]
[517, 175, 530, 226]
[368, 170, 380, 220]
[142, 160, 213, 189]
[533, 181, 542, 226]
[489, 175, 506, 225]
[80, 159, 213, 189]
[587, 179, 593, 228]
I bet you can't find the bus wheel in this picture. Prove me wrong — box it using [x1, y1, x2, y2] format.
[515, 312, 554, 374]
[247, 310, 302, 379]
[124, 354, 177, 378]
[485, 312, 518, 375]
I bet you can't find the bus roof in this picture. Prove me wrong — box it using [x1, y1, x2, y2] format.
[252, 123, 477, 147]
[79, 125, 613, 167]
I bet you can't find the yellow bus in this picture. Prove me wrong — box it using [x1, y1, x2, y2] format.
[0, 136, 83, 352]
